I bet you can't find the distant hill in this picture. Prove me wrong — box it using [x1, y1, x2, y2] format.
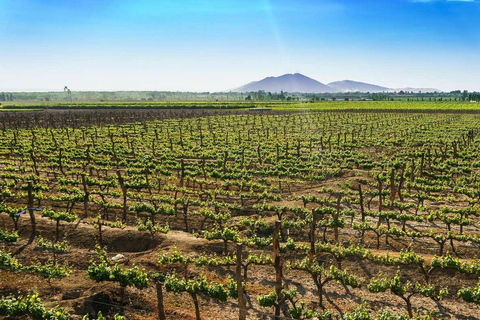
[230, 73, 442, 94]
[231, 73, 333, 93]
[327, 80, 388, 93]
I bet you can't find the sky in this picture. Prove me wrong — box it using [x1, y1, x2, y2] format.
[0, 0, 479, 92]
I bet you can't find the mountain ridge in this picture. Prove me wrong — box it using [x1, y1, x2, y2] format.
[231, 73, 333, 93]
[229, 73, 441, 93]
[327, 80, 389, 93]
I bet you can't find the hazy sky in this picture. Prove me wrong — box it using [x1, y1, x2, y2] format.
[0, 0, 479, 92]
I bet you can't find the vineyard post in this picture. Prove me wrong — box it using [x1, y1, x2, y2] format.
[81, 174, 89, 218]
[257, 145, 262, 165]
[398, 163, 406, 202]
[116, 170, 127, 222]
[58, 148, 65, 176]
[310, 210, 316, 260]
[334, 194, 342, 243]
[378, 178, 383, 213]
[223, 151, 228, 175]
[30, 148, 39, 176]
[358, 184, 366, 242]
[201, 155, 207, 180]
[273, 220, 283, 320]
[358, 184, 365, 222]
[389, 168, 396, 202]
[156, 280, 167, 320]
[27, 181, 36, 241]
[410, 158, 416, 183]
[180, 158, 185, 187]
[236, 243, 247, 320]
[241, 148, 245, 168]
[420, 152, 425, 176]
[376, 177, 383, 228]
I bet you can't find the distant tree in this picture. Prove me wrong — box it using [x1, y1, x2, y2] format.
[469, 93, 480, 102]
[245, 95, 252, 101]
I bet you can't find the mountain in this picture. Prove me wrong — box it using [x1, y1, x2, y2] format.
[327, 80, 388, 93]
[231, 73, 334, 93]
[230, 73, 442, 93]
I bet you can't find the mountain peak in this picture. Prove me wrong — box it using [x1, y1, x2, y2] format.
[231, 73, 333, 93]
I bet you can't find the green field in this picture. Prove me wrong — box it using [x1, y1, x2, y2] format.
[1, 100, 479, 112]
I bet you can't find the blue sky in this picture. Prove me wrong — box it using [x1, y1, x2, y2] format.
[0, 0, 479, 91]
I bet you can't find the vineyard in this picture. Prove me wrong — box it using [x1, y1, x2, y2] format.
[1, 100, 480, 112]
[2, 104, 480, 319]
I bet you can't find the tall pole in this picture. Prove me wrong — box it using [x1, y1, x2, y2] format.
[236, 243, 246, 320]
[273, 220, 283, 320]
[27, 181, 36, 241]
[156, 280, 166, 320]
